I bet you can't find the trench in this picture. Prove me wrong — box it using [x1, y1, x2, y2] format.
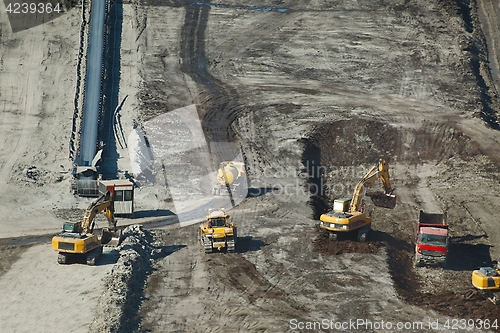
[179, 0, 242, 162]
[305, 118, 500, 321]
[458, 0, 500, 130]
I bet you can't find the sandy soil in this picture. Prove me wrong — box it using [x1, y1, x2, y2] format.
[2, 0, 500, 332]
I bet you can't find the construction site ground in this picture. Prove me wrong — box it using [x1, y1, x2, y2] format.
[1, 0, 500, 332]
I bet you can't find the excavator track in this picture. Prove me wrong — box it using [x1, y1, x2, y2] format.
[357, 225, 370, 242]
[58, 253, 68, 264]
[202, 237, 212, 254]
[227, 236, 236, 253]
[86, 246, 102, 266]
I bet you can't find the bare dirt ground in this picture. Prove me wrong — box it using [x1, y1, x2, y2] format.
[2, 0, 500, 332]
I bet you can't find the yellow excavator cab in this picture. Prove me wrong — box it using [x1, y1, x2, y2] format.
[472, 267, 500, 289]
[472, 263, 500, 304]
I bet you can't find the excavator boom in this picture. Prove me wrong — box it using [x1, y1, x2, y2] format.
[350, 159, 395, 212]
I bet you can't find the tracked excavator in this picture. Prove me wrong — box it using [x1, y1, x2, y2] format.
[52, 191, 122, 265]
[319, 159, 396, 241]
[199, 208, 237, 253]
[472, 261, 500, 305]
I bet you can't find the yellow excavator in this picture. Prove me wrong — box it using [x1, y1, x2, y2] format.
[52, 191, 122, 265]
[472, 261, 500, 304]
[319, 159, 396, 241]
[199, 208, 237, 253]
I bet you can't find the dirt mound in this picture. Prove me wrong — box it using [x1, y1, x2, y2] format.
[307, 118, 398, 166]
[52, 208, 86, 221]
[90, 225, 158, 333]
[307, 118, 481, 167]
[11, 164, 66, 186]
[313, 227, 384, 255]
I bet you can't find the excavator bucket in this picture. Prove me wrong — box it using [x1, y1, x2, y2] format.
[369, 192, 397, 209]
[100, 228, 122, 246]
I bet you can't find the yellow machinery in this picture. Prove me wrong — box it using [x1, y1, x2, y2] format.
[213, 161, 246, 196]
[199, 208, 237, 253]
[52, 191, 121, 265]
[472, 262, 500, 304]
[319, 159, 396, 241]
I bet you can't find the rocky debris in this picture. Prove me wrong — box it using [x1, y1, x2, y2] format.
[12, 164, 65, 186]
[52, 208, 86, 221]
[89, 225, 162, 333]
[313, 227, 385, 255]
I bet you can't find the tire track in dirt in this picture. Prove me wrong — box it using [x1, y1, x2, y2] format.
[140, 225, 309, 332]
[0, 28, 43, 184]
[179, 0, 243, 161]
[140, 226, 209, 332]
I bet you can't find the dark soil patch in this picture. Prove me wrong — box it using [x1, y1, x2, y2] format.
[207, 254, 308, 313]
[383, 239, 499, 322]
[313, 227, 384, 255]
[307, 118, 481, 167]
[312, 225, 500, 322]
[412, 289, 500, 321]
[300, 139, 329, 220]
[0, 245, 32, 278]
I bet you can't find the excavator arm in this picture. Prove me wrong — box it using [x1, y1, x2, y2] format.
[349, 159, 395, 213]
[81, 191, 117, 234]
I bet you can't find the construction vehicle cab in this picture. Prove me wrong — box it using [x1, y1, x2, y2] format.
[200, 208, 237, 253]
[62, 221, 82, 233]
[209, 216, 227, 228]
[320, 159, 396, 241]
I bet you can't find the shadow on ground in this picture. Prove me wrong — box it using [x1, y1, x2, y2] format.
[447, 239, 494, 271]
[237, 235, 268, 253]
[133, 209, 176, 218]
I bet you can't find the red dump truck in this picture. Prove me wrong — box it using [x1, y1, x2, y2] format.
[414, 210, 449, 268]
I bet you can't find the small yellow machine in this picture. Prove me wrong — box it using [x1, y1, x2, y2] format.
[472, 262, 500, 304]
[213, 161, 246, 196]
[199, 208, 237, 253]
[319, 159, 396, 241]
[52, 191, 121, 265]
